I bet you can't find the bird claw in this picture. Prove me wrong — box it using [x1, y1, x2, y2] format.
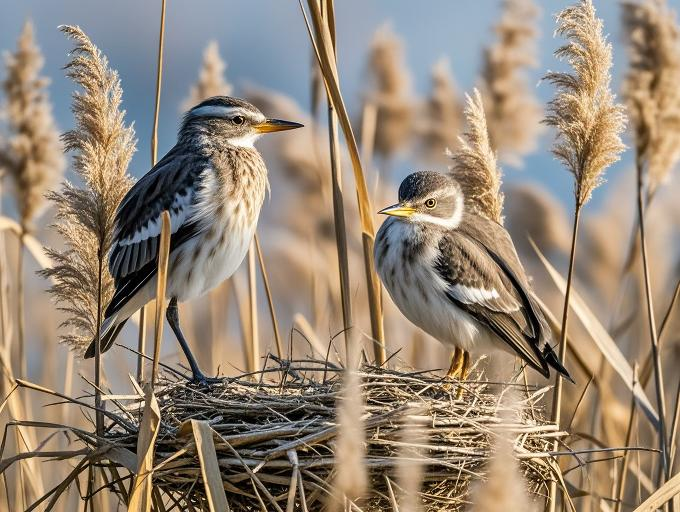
[188, 373, 222, 387]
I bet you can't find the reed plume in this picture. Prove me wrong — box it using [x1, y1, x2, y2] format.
[41, 25, 136, 350]
[448, 88, 504, 224]
[622, 0, 680, 201]
[364, 24, 414, 160]
[420, 58, 463, 162]
[1, 20, 65, 378]
[543, 1, 626, 505]
[2, 20, 65, 231]
[396, 406, 427, 512]
[480, 0, 543, 167]
[182, 40, 233, 111]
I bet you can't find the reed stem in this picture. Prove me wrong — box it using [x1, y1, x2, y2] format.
[248, 243, 259, 373]
[254, 233, 282, 359]
[16, 232, 25, 380]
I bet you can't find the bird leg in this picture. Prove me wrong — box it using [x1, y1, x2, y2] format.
[446, 347, 465, 380]
[460, 350, 471, 380]
[166, 297, 219, 385]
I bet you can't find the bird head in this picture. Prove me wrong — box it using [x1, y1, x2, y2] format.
[180, 96, 303, 148]
[378, 171, 464, 229]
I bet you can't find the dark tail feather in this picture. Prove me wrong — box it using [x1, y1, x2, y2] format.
[542, 344, 575, 384]
[84, 319, 128, 359]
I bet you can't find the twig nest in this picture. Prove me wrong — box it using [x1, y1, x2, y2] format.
[83, 360, 564, 511]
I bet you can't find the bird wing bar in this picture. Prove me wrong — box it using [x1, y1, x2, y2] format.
[109, 147, 208, 285]
[435, 233, 549, 377]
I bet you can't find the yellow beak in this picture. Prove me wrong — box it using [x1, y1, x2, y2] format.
[378, 203, 416, 218]
[254, 118, 304, 133]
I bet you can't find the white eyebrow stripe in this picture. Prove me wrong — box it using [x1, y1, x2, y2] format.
[189, 105, 245, 118]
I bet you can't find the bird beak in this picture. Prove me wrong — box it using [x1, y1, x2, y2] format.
[378, 203, 416, 218]
[254, 118, 304, 133]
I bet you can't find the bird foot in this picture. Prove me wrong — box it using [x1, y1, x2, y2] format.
[188, 372, 223, 387]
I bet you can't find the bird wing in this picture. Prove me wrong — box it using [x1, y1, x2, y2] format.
[105, 146, 208, 317]
[434, 230, 549, 377]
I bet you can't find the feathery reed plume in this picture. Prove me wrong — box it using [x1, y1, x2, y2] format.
[328, 366, 367, 510]
[621, 0, 679, 482]
[622, 0, 680, 201]
[420, 58, 464, 162]
[468, 393, 536, 512]
[396, 406, 427, 512]
[543, 1, 626, 506]
[41, 25, 135, 350]
[2, 20, 64, 231]
[480, 0, 543, 167]
[363, 24, 414, 160]
[448, 88, 504, 224]
[181, 40, 233, 111]
[1, 20, 65, 379]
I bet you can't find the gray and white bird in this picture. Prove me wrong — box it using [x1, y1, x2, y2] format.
[84, 96, 302, 384]
[374, 171, 572, 382]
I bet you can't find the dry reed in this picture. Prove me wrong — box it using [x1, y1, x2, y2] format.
[480, 0, 543, 167]
[447, 88, 504, 225]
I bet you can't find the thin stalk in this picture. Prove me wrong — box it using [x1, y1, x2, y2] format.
[636, 156, 669, 483]
[94, 241, 104, 437]
[151, 211, 171, 385]
[248, 243, 259, 373]
[299, 0, 385, 364]
[136, 307, 146, 383]
[614, 367, 639, 512]
[669, 378, 680, 471]
[16, 232, 25, 380]
[322, 0, 354, 359]
[254, 233, 282, 359]
[547, 203, 581, 512]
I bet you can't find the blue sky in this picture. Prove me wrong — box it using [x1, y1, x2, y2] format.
[0, 0, 660, 212]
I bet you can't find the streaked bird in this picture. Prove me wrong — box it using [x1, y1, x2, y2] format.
[374, 171, 572, 382]
[84, 96, 303, 384]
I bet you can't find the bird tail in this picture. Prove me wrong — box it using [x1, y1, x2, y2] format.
[84, 315, 128, 359]
[542, 344, 575, 384]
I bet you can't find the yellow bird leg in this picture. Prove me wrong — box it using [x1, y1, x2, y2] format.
[446, 347, 464, 380]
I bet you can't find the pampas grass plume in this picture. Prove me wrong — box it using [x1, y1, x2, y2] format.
[480, 0, 543, 167]
[448, 88, 504, 224]
[41, 25, 136, 350]
[1, 20, 65, 231]
[182, 40, 233, 111]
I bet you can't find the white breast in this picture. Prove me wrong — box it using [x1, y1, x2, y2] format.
[375, 218, 488, 352]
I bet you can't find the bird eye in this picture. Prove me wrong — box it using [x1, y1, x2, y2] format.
[232, 115, 245, 125]
[425, 198, 437, 209]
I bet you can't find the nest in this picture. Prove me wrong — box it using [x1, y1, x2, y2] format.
[72, 359, 565, 511]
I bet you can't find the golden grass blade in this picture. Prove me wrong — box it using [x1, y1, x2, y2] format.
[254, 233, 282, 359]
[187, 420, 230, 512]
[632, 470, 680, 512]
[151, 211, 171, 385]
[299, 0, 385, 363]
[127, 385, 160, 512]
[247, 242, 259, 373]
[532, 241, 659, 427]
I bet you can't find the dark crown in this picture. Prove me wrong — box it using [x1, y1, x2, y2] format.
[398, 171, 458, 202]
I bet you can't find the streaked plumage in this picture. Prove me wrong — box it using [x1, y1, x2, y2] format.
[84, 96, 302, 383]
[375, 171, 571, 381]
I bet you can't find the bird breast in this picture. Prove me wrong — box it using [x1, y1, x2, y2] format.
[374, 218, 483, 351]
[169, 148, 267, 301]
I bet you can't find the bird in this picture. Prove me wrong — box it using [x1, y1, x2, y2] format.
[83, 96, 303, 384]
[374, 170, 572, 383]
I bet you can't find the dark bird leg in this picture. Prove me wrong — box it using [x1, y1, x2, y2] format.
[166, 297, 218, 385]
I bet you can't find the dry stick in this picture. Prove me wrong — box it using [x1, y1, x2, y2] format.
[151, 211, 171, 385]
[636, 156, 669, 484]
[321, 0, 354, 359]
[253, 233, 283, 359]
[668, 378, 680, 472]
[547, 203, 581, 512]
[300, 0, 385, 364]
[139, 0, 166, 386]
[248, 243, 259, 374]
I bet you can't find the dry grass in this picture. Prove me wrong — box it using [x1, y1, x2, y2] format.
[182, 41, 233, 112]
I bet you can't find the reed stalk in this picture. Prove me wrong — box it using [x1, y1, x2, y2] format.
[151, 211, 171, 385]
[254, 233, 282, 359]
[248, 242, 259, 373]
